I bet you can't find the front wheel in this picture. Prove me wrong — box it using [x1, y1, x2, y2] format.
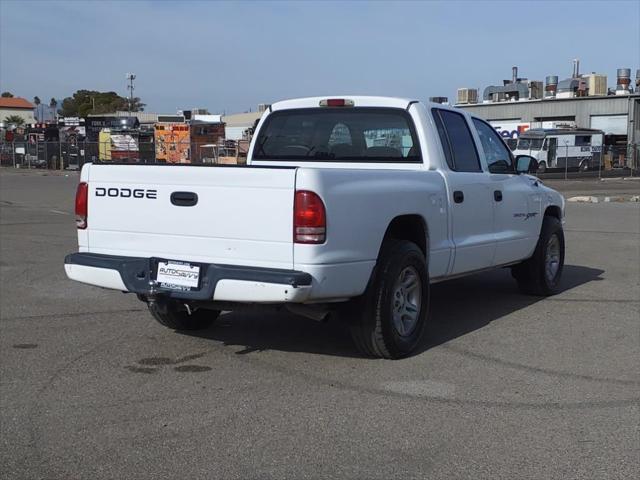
[349, 240, 429, 359]
[579, 159, 590, 172]
[147, 300, 219, 330]
[512, 216, 565, 296]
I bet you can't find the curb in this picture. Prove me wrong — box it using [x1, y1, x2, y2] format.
[567, 195, 640, 203]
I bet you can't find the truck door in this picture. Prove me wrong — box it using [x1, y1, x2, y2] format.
[432, 109, 495, 274]
[472, 119, 542, 265]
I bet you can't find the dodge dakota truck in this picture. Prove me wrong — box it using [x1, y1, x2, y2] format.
[65, 96, 565, 359]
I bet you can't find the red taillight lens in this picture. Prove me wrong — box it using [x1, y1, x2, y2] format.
[75, 182, 88, 229]
[294, 191, 326, 244]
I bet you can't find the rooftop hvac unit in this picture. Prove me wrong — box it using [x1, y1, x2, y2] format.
[428, 96, 449, 104]
[457, 88, 478, 105]
[529, 81, 544, 99]
[586, 74, 607, 96]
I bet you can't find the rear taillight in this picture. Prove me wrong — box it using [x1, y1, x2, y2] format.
[294, 190, 326, 244]
[319, 98, 354, 107]
[75, 182, 88, 229]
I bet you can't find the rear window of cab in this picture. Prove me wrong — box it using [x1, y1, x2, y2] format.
[253, 108, 421, 162]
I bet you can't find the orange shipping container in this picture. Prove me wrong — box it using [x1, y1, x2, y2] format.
[154, 124, 190, 164]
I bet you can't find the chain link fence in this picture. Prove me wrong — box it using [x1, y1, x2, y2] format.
[0, 140, 251, 170]
[534, 142, 638, 179]
[1, 139, 638, 178]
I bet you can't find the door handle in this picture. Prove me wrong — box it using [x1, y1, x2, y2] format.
[453, 191, 464, 203]
[494, 190, 503, 202]
[170, 191, 198, 207]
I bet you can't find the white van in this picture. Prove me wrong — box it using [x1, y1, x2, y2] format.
[512, 128, 604, 173]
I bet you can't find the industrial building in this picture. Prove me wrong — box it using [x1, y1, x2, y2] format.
[222, 104, 270, 140]
[454, 63, 640, 166]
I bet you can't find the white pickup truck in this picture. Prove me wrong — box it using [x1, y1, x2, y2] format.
[65, 96, 565, 358]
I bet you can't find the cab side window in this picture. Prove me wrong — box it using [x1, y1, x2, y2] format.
[473, 119, 514, 174]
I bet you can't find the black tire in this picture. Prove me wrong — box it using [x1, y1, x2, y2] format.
[512, 215, 565, 296]
[349, 240, 430, 359]
[147, 300, 219, 331]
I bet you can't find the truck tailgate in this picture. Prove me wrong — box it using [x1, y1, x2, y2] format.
[83, 164, 296, 269]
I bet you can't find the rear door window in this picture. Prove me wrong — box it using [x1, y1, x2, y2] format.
[433, 109, 482, 172]
[253, 108, 421, 162]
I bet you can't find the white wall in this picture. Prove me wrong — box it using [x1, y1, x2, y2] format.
[225, 126, 248, 140]
[0, 108, 36, 125]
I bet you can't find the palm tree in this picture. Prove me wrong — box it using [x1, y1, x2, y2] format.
[4, 115, 25, 126]
[33, 96, 41, 122]
[1, 91, 14, 98]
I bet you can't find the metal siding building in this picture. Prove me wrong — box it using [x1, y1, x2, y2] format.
[222, 111, 263, 140]
[457, 94, 640, 144]
[89, 111, 170, 125]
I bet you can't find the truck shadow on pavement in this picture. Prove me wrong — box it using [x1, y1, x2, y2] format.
[182, 264, 604, 359]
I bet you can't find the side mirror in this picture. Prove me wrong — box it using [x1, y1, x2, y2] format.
[516, 155, 538, 174]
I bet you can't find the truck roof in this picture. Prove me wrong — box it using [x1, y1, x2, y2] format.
[270, 96, 418, 111]
[521, 128, 604, 138]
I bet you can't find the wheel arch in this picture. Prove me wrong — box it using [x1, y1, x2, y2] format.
[544, 205, 562, 220]
[378, 214, 429, 260]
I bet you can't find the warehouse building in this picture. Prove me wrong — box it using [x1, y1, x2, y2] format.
[457, 93, 639, 144]
[455, 64, 640, 164]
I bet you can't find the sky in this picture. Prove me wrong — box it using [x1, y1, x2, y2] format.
[1, 0, 639, 115]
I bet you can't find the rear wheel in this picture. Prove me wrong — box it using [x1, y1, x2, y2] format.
[349, 240, 429, 359]
[147, 299, 219, 331]
[512, 215, 564, 296]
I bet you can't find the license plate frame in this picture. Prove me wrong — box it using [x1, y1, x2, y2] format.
[152, 259, 202, 292]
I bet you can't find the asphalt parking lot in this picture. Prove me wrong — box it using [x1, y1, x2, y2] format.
[1, 169, 638, 479]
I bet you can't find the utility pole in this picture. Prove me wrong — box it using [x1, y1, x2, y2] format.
[126, 73, 136, 113]
[564, 140, 569, 180]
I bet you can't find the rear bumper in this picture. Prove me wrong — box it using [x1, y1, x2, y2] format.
[64, 252, 313, 303]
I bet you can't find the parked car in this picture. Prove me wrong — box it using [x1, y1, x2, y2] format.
[65, 96, 565, 358]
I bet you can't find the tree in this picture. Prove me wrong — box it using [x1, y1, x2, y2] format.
[4, 115, 25, 126]
[59, 90, 146, 118]
[49, 98, 58, 121]
[33, 96, 41, 122]
[1, 92, 14, 98]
